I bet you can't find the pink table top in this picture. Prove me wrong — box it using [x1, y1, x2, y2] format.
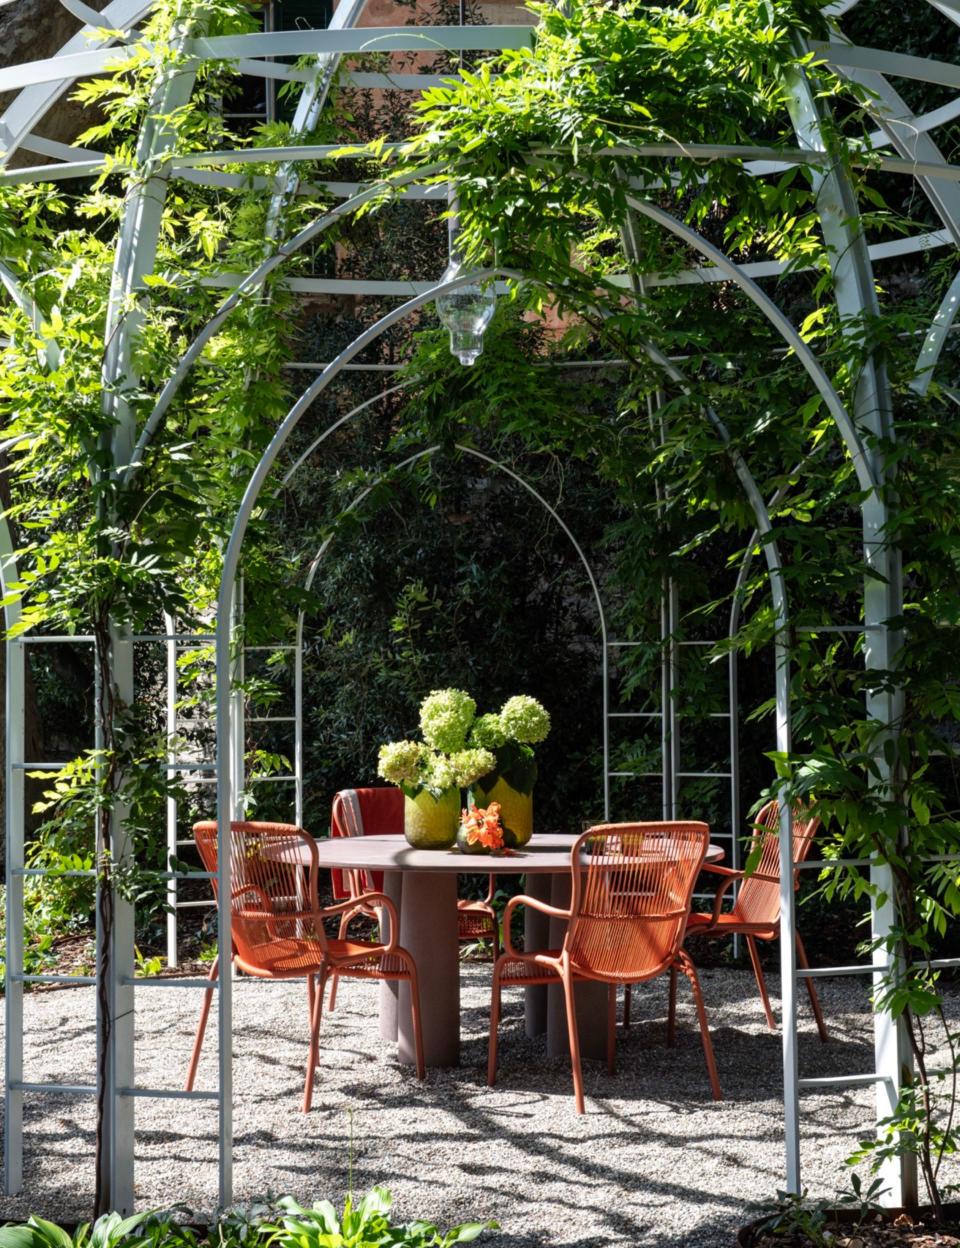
[308, 832, 725, 876]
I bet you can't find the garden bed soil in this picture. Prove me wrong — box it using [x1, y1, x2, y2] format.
[739, 1208, 960, 1248]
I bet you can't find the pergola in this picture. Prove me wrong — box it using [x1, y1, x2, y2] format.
[2, 0, 960, 1218]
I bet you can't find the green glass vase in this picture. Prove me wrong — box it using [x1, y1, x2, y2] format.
[402, 785, 460, 850]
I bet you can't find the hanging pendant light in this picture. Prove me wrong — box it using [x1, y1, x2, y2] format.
[434, 0, 496, 368]
[436, 251, 496, 367]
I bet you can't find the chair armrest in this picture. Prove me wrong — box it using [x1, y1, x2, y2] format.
[321, 892, 399, 951]
[701, 864, 742, 879]
[690, 870, 741, 928]
[502, 893, 571, 959]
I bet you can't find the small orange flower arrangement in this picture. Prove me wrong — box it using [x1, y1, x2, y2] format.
[457, 801, 515, 855]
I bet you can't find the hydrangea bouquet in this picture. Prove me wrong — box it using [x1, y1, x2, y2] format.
[377, 689, 495, 797]
[377, 689, 496, 849]
[467, 695, 551, 847]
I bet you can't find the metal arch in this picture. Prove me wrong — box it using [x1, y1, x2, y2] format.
[123, 163, 445, 481]
[289, 437, 612, 824]
[603, 181, 879, 496]
[97, 2, 208, 1210]
[262, 0, 368, 245]
[0, 0, 151, 169]
[829, 66, 960, 250]
[0, 261, 59, 368]
[912, 268, 960, 395]
[59, 0, 113, 25]
[215, 271, 795, 1211]
[782, 49, 914, 1206]
[127, 142, 880, 482]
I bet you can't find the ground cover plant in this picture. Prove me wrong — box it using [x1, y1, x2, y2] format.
[0, 1191, 497, 1248]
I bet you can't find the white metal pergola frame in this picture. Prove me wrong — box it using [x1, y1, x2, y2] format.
[1, 0, 958, 1217]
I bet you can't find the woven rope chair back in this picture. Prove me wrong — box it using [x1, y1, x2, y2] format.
[566, 822, 708, 982]
[733, 801, 821, 927]
[193, 820, 328, 975]
[331, 790, 379, 896]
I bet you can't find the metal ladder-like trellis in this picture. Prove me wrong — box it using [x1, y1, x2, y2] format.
[604, 582, 743, 887]
[165, 631, 299, 968]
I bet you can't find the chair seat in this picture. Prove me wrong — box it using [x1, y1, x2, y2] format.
[687, 911, 778, 937]
[497, 951, 564, 983]
[235, 936, 410, 979]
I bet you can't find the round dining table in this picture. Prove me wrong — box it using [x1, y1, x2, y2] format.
[312, 832, 726, 1070]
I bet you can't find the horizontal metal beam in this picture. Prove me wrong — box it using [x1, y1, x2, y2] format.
[10, 1081, 97, 1095]
[0, 27, 530, 94]
[812, 40, 960, 92]
[118, 1087, 219, 1100]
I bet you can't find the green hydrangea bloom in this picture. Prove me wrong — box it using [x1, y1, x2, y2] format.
[419, 688, 477, 752]
[500, 695, 551, 745]
[450, 747, 496, 787]
[422, 751, 459, 792]
[377, 740, 423, 785]
[470, 712, 507, 750]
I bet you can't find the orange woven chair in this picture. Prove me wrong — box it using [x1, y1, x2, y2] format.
[183, 820, 425, 1111]
[328, 788, 500, 992]
[488, 822, 722, 1113]
[682, 799, 828, 1042]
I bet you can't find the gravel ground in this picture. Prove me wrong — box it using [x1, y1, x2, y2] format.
[2, 966, 958, 1246]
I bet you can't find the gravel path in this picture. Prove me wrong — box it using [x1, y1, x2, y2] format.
[2, 966, 957, 1246]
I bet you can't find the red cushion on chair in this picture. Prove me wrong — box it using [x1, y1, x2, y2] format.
[329, 787, 403, 897]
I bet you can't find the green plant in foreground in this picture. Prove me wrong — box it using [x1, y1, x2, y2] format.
[263, 1190, 496, 1248]
[0, 1192, 498, 1248]
[0, 1210, 175, 1248]
[748, 1175, 888, 1244]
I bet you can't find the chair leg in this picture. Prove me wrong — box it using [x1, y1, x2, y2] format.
[796, 934, 829, 1043]
[561, 966, 586, 1114]
[623, 984, 632, 1029]
[307, 973, 315, 1025]
[607, 985, 617, 1075]
[185, 956, 219, 1091]
[488, 962, 502, 1087]
[746, 935, 776, 1030]
[328, 914, 350, 1013]
[667, 965, 677, 1046]
[302, 968, 328, 1113]
[676, 951, 722, 1101]
[405, 955, 426, 1081]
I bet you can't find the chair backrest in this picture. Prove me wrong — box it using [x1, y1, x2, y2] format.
[565, 822, 709, 982]
[330, 787, 400, 897]
[732, 800, 821, 928]
[193, 820, 326, 974]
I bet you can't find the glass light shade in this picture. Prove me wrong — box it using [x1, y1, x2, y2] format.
[435, 257, 496, 366]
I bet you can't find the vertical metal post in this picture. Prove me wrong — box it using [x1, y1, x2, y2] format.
[166, 617, 179, 968]
[784, 58, 914, 1208]
[660, 578, 671, 820]
[775, 643, 800, 1194]
[295, 614, 304, 828]
[667, 579, 680, 818]
[3, 634, 25, 1195]
[215, 584, 239, 1206]
[106, 632, 135, 1214]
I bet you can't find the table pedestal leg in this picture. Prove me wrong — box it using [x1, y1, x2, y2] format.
[524, 874, 551, 1037]
[398, 871, 460, 1067]
[379, 870, 402, 1042]
[546, 874, 608, 1061]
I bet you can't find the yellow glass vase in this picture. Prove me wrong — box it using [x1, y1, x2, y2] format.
[403, 785, 459, 849]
